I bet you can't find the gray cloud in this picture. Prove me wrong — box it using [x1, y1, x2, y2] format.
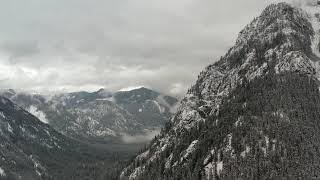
[0, 0, 291, 97]
[1, 41, 39, 60]
[121, 130, 161, 144]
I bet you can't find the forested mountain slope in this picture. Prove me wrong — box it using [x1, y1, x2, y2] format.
[120, 3, 320, 179]
[0, 96, 116, 180]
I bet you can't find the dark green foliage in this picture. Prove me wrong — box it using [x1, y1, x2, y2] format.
[123, 72, 320, 180]
[204, 73, 320, 179]
[0, 96, 146, 180]
[120, 2, 320, 180]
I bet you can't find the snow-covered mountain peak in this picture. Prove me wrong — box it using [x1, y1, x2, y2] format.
[120, 3, 320, 179]
[172, 2, 316, 128]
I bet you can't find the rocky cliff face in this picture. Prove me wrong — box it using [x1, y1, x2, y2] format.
[120, 3, 320, 179]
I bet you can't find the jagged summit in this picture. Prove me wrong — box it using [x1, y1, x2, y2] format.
[183, 1, 317, 129]
[120, 3, 320, 179]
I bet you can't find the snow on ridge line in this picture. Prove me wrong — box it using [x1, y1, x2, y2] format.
[118, 86, 146, 92]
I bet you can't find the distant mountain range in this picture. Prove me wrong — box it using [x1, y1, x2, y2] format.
[0, 87, 178, 179]
[1, 87, 178, 144]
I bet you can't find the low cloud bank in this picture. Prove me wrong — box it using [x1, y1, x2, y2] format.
[121, 130, 161, 144]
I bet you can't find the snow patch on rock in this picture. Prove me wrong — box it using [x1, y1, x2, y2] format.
[7, 123, 13, 134]
[181, 140, 198, 162]
[0, 112, 5, 119]
[28, 106, 48, 124]
[241, 145, 251, 158]
[0, 167, 5, 177]
[216, 153, 223, 176]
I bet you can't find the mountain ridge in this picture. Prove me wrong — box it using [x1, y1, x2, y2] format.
[120, 2, 320, 179]
[0, 96, 107, 179]
[0, 87, 178, 144]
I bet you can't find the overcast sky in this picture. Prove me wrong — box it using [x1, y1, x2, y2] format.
[0, 0, 305, 97]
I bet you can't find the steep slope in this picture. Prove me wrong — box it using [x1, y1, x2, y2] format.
[0, 96, 113, 179]
[1, 88, 178, 142]
[120, 3, 320, 179]
[114, 87, 178, 129]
